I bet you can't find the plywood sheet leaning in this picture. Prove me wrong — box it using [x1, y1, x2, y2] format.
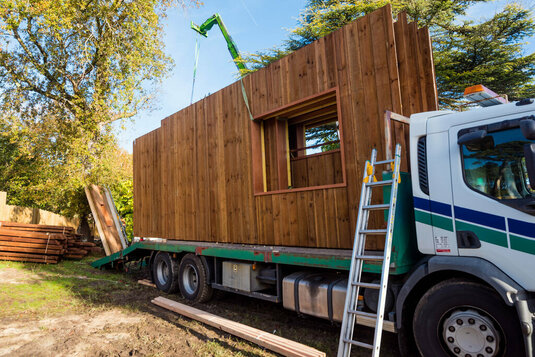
[85, 185, 126, 255]
[152, 296, 326, 357]
[132, 5, 438, 250]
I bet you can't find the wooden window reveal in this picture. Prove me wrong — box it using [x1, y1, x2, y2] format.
[251, 88, 346, 194]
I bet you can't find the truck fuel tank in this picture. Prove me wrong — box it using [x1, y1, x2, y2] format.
[282, 272, 347, 322]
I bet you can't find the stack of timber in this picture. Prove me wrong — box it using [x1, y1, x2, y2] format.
[0, 221, 98, 264]
[85, 185, 127, 256]
[133, 5, 438, 250]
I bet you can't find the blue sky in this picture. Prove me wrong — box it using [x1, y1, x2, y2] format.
[115, 0, 535, 152]
[115, 0, 307, 151]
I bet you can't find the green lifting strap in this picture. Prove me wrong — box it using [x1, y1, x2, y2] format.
[241, 78, 254, 121]
[190, 37, 200, 105]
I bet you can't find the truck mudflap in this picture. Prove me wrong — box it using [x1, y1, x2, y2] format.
[396, 255, 534, 357]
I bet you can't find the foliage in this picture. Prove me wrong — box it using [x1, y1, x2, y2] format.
[305, 122, 340, 152]
[434, 4, 535, 107]
[110, 179, 134, 241]
[240, 0, 535, 144]
[0, 108, 132, 217]
[0, 0, 192, 217]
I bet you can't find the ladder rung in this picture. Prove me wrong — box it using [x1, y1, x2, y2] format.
[362, 203, 390, 211]
[352, 281, 381, 289]
[348, 310, 378, 320]
[359, 229, 387, 235]
[355, 254, 384, 261]
[344, 339, 373, 350]
[375, 159, 395, 165]
[366, 179, 393, 187]
[339, 146, 402, 357]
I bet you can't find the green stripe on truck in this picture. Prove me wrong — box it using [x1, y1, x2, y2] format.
[510, 235, 535, 255]
[415, 210, 454, 232]
[455, 220, 508, 248]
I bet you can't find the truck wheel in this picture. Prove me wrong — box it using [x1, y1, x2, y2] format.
[178, 254, 213, 303]
[413, 279, 524, 357]
[152, 252, 179, 293]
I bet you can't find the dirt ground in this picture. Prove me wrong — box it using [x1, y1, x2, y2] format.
[0, 259, 401, 356]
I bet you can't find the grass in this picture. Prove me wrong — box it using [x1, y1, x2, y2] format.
[0, 256, 369, 356]
[0, 257, 134, 319]
[0, 257, 283, 356]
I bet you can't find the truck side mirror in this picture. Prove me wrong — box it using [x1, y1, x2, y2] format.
[458, 130, 494, 151]
[520, 118, 535, 140]
[524, 143, 535, 188]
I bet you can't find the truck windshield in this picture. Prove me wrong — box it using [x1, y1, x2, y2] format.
[461, 127, 534, 201]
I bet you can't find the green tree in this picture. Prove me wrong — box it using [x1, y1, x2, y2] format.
[0, 0, 195, 219]
[434, 4, 535, 107]
[241, 0, 535, 109]
[110, 179, 134, 241]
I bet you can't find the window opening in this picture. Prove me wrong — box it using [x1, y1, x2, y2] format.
[253, 89, 345, 193]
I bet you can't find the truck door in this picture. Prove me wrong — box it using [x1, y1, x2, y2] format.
[449, 116, 535, 291]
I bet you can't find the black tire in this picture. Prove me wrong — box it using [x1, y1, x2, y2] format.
[178, 253, 213, 303]
[413, 279, 524, 357]
[152, 252, 179, 293]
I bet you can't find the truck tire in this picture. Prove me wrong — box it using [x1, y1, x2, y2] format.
[152, 252, 179, 293]
[412, 279, 524, 357]
[178, 253, 213, 303]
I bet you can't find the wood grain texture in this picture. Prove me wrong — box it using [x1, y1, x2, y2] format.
[133, 5, 437, 249]
[152, 296, 326, 357]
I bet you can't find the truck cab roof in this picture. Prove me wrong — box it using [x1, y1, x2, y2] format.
[410, 99, 535, 135]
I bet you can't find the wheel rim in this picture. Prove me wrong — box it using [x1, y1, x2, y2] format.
[441, 308, 501, 357]
[156, 259, 169, 286]
[182, 264, 198, 295]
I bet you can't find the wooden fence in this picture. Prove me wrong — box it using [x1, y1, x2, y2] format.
[0, 192, 79, 229]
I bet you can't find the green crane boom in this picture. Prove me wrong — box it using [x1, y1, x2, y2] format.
[191, 13, 247, 72]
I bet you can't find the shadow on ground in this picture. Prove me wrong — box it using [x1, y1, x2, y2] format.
[0, 256, 400, 356]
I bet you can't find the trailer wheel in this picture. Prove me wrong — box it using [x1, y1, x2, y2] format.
[152, 252, 179, 293]
[178, 254, 213, 303]
[412, 279, 524, 357]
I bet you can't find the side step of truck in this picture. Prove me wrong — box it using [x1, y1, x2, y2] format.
[337, 144, 402, 357]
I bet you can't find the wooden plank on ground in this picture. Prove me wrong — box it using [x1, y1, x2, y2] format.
[138, 279, 156, 288]
[151, 296, 326, 357]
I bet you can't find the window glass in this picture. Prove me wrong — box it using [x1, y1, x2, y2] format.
[462, 127, 534, 200]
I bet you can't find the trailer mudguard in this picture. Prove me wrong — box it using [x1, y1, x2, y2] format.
[396, 255, 534, 356]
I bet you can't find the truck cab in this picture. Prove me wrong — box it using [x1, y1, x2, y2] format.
[403, 98, 535, 356]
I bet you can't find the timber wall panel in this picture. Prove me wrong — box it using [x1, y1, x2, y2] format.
[132, 5, 437, 249]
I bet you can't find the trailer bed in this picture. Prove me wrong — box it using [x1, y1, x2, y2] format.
[91, 239, 353, 270]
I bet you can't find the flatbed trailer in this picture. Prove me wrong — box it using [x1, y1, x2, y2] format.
[91, 172, 418, 336]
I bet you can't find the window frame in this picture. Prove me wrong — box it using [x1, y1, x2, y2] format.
[251, 87, 347, 196]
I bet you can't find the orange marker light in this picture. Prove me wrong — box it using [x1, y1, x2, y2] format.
[463, 84, 508, 107]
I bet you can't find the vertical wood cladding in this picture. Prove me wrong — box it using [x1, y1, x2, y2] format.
[133, 6, 437, 249]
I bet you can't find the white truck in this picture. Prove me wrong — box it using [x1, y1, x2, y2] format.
[394, 92, 535, 356]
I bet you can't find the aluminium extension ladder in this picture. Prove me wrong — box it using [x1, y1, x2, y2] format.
[337, 144, 402, 357]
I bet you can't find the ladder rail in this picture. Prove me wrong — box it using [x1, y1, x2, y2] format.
[338, 144, 402, 357]
[370, 144, 402, 357]
[337, 149, 377, 357]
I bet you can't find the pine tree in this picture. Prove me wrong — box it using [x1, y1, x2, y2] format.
[242, 0, 535, 108]
[434, 4, 535, 107]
